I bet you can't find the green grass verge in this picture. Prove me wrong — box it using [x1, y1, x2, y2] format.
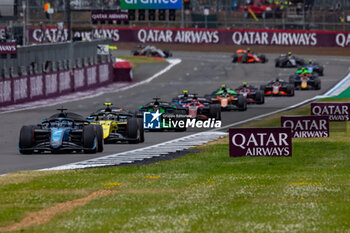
[1, 100, 350, 232]
[116, 55, 166, 69]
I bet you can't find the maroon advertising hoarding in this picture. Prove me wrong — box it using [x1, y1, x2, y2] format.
[28, 27, 350, 47]
[0, 42, 17, 54]
[311, 103, 350, 121]
[229, 128, 292, 157]
[0, 62, 114, 108]
[91, 10, 129, 22]
[281, 115, 329, 138]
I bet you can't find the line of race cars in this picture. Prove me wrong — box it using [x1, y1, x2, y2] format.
[233, 49, 324, 94]
[18, 50, 325, 154]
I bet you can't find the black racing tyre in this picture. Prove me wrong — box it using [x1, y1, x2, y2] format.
[83, 125, 97, 154]
[174, 109, 187, 132]
[242, 54, 248, 63]
[132, 49, 139, 56]
[287, 84, 295, 96]
[95, 125, 104, 152]
[314, 77, 321, 90]
[127, 117, 139, 144]
[318, 67, 324, 76]
[232, 54, 238, 63]
[138, 118, 145, 142]
[237, 95, 247, 111]
[215, 104, 222, 120]
[289, 75, 296, 86]
[275, 60, 280, 67]
[256, 90, 265, 104]
[209, 104, 219, 118]
[19, 125, 34, 154]
[260, 55, 266, 63]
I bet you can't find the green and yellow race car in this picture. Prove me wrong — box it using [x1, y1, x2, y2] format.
[88, 103, 144, 144]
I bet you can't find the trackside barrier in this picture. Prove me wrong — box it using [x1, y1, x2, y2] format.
[28, 27, 350, 47]
[0, 62, 114, 108]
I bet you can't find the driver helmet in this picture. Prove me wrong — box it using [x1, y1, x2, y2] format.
[287, 51, 292, 56]
[247, 48, 251, 53]
[183, 90, 188, 98]
[308, 59, 313, 64]
[221, 84, 227, 91]
[242, 82, 247, 87]
[275, 78, 280, 82]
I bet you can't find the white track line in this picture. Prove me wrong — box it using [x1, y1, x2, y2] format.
[0, 58, 182, 114]
[41, 131, 227, 171]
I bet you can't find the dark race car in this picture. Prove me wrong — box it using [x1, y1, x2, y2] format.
[206, 86, 247, 111]
[275, 53, 305, 68]
[88, 103, 144, 144]
[132, 45, 172, 58]
[139, 98, 187, 131]
[289, 70, 321, 90]
[232, 49, 267, 63]
[235, 83, 265, 104]
[261, 79, 295, 96]
[302, 60, 324, 76]
[180, 95, 222, 120]
[18, 108, 104, 154]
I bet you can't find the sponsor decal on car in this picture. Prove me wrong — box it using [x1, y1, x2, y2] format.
[143, 111, 221, 129]
[281, 115, 329, 138]
[311, 103, 350, 121]
[229, 128, 292, 157]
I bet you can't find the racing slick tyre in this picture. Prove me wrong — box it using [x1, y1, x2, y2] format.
[318, 66, 324, 76]
[174, 110, 187, 132]
[260, 85, 266, 93]
[132, 49, 139, 56]
[209, 104, 220, 118]
[314, 77, 321, 90]
[163, 49, 171, 58]
[289, 75, 296, 86]
[237, 95, 247, 111]
[287, 84, 295, 96]
[275, 61, 280, 67]
[127, 117, 140, 144]
[83, 125, 97, 154]
[19, 125, 34, 154]
[260, 55, 266, 63]
[95, 125, 104, 152]
[256, 90, 265, 104]
[232, 54, 238, 63]
[138, 118, 145, 142]
[241, 54, 248, 63]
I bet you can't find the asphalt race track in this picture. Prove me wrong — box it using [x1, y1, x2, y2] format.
[0, 51, 349, 175]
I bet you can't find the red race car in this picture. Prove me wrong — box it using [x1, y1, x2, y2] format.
[181, 97, 221, 120]
[232, 49, 267, 63]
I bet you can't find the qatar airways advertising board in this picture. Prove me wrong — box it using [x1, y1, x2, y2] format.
[281, 115, 329, 138]
[229, 128, 292, 157]
[27, 27, 350, 47]
[311, 103, 350, 121]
